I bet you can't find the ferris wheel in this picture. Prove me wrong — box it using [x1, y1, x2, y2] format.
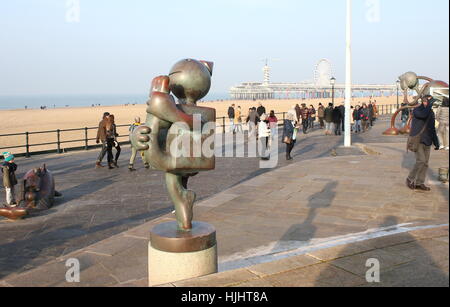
[314, 59, 333, 87]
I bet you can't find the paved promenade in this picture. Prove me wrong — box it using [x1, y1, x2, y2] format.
[0, 121, 448, 287]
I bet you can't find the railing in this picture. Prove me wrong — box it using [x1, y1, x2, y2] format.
[0, 104, 397, 157]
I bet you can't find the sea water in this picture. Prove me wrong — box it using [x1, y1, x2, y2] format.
[0, 93, 230, 110]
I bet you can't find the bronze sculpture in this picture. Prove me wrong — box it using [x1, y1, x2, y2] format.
[131, 59, 216, 232]
[0, 164, 61, 220]
[383, 72, 449, 136]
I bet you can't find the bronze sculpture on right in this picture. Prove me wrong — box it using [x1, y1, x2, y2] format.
[383, 72, 448, 136]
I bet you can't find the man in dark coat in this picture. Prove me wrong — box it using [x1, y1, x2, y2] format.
[406, 95, 438, 191]
[368, 103, 375, 127]
[324, 103, 334, 135]
[339, 102, 345, 132]
[332, 106, 342, 136]
[256, 103, 266, 117]
[228, 104, 235, 133]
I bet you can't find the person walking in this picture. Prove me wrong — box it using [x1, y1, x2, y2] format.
[108, 114, 121, 167]
[318, 103, 325, 129]
[95, 112, 110, 168]
[288, 106, 298, 123]
[368, 102, 375, 127]
[128, 117, 150, 171]
[339, 102, 345, 132]
[435, 97, 449, 150]
[283, 113, 298, 161]
[324, 103, 334, 135]
[300, 104, 309, 134]
[258, 114, 271, 160]
[406, 95, 438, 191]
[104, 117, 118, 169]
[295, 104, 302, 123]
[332, 106, 342, 136]
[361, 104, 370, 132]
[268, 110, 278, 141]
[2, 152, 18, 207]
[246, 107, 260, 137]
[257, 102, 266, 117]
[228, 104, 235, 133]
[309, 105, 316, 129]
[245, 108, 252, 131]
[401, 102, 410, 128]
[373, 101, 379, 122]
[352, 105, 362, 133]
[234, 106, 243, 133]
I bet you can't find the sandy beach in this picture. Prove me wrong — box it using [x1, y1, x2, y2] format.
[0, 96, 399, 154]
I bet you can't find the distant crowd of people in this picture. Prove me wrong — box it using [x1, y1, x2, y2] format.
[317, 100, 379, 136]
[226, 100, 381, 161]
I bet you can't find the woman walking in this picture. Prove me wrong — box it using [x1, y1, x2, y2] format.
[268, 110, 278, 140]
[234, 106, 243, 133]
[106, 115, 121, 169]
[258, 114, 271, 160]
[309, 105, 316, 129]
[361, 104, 370, 132]
[283, 113, 298, 160]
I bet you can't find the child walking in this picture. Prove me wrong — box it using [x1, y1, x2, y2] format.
[2, 152, 18, 207]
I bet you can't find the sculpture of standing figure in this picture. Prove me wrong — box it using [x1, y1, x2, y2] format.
[131, 59, 215, 232]
[383, 72, 448, 135]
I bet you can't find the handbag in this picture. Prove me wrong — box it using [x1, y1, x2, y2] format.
[407, 116, 431, 153]
[283, 136, 292, 144]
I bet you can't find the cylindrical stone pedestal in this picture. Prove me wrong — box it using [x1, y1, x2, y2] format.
[148, 221, 217, 287]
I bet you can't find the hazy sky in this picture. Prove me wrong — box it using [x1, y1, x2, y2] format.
[0, 0, 448, 96]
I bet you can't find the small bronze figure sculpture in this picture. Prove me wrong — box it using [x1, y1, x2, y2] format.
[131, 59, 216, 232]
[383, 72, 448, 136]
[0, 164, 61, 220]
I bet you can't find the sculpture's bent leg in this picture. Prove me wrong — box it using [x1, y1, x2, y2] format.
[383, 108, 402, 135]
[166, 172, 196, 231]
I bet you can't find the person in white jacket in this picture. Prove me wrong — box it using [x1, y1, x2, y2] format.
[258, 114, 271, 160]
[436, 98, 449, 150]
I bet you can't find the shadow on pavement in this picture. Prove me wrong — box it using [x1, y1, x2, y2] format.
[0, 207, 170, 280]
[271, 180, 338, 252]
[313, 216, 449, 287]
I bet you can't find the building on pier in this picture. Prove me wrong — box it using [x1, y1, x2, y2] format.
[229, 59, 398, 100]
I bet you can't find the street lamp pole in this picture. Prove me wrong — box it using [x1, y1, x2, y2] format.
[396, 80, 400, 109]
[344, 0, 352, 147]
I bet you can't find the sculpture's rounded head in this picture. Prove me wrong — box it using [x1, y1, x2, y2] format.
[423, 80, 449, 103]
[24, 168, 42, 192]
[399, 72, 419, 91]
[169, 59, 214, 105]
